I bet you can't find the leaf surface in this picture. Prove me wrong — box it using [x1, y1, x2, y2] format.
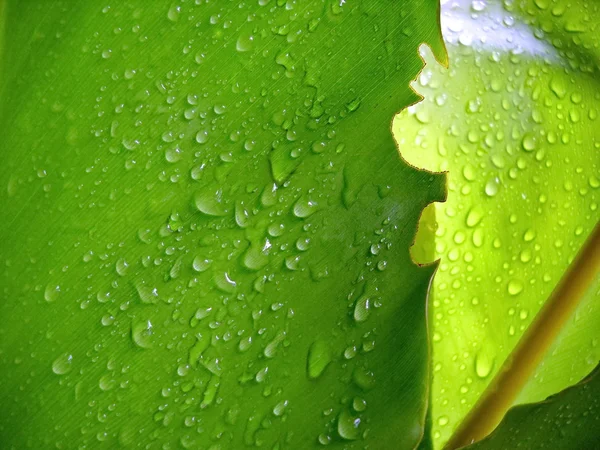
[0, 1, 445, 448]
[395, 0, 600, 446]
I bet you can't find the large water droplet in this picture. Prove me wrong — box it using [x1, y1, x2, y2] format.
[353, 295, 371, 322]
[192, 256, 212, 272]
[131, 319, 154, 349]
[508, 279, 524, 296]
[236, 33, 255, 52]
[116, 258, 129, 276]
[465, 207, 483, 227]
[194, 188, 228, 216]
[44, 284, 61, 302]
[337, 409, 361, 440]
[215, 272, 237, 293]
[474, 351, 495, 378]
[52, 353, 73, 375]
[272, 400, 288, 417]
[307, 340, 331, 379]
[293, 197, 318, 218]
[135, 281, 159, 304]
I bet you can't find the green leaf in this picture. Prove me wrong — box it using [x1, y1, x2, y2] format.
[0, 1, 446, 448]
[396, 0, 599, 447]
[464, 362, 600, 450]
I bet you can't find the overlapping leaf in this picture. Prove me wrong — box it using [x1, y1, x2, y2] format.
[466, 362, 600, 450]
[397, 0, 599, 446]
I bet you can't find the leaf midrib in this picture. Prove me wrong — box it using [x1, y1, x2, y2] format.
[445, 223, 600, 449]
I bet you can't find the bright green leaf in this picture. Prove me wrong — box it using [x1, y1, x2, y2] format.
[396, 0, 599, 446]
[0, 1, 446, 448]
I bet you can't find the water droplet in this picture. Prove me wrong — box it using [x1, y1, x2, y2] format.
[44, 283, 60, 302]
[52, 353, 73, 375]
[521, 133, 537, 152]
[307, 340, 331, 379]
[238, 336, 252, 353]
[236, 33, 255, 52]
[242, 243, 270, 271]
[318, 434, 332, 446]
[520, 249, 532, 263]
[167, 4, 180, 22]
[99, 374, 116, 391]
[549, 76, 566, 99]
[352, 367, 375, 391]
[346, 98, 361, 112]
[474, 351, 494, 378]
[195, 130, 209, 144]
[272, 400, 288, 417]
[523, 228, 536, 242]
[353, 295, 370, 322]
[352, 397, 367, 412]
[215, 272, 237, 293]
[194, 188, 228, 216]
[484, 179, 499, 197]
[165, 145, 182, 163]
[264, 331, 285, 358]
[337, 409, 361, 441]
[188, 335, 210, 365]
[508, 280, 524, 296]
[437, 415, 449, 427]
[192, 256, 212, 272]
[131, 319, 154, 349]
[115, 258, 129, 276]
[135, 281, 159, 304]
[462, 164, 476, 181]
[293, 196, 318, 218]
[465, 207, 483, 227]
[235, 202, 250, 228]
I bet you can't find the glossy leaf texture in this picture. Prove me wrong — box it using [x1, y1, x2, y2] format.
[396, 0, 599, 446]
[0, 1, 446, 449]
[465, 362, 600, 450]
